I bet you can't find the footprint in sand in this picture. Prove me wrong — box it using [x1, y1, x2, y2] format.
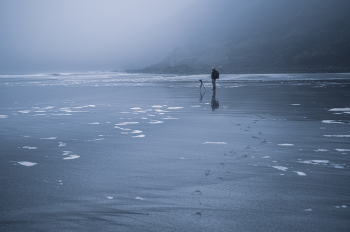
[205, 170, 211, 176]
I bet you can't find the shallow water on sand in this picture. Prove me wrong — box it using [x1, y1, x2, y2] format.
[1, 72, 350, 231]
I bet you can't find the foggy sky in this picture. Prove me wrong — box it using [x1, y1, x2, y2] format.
[0, 0, 209, 74]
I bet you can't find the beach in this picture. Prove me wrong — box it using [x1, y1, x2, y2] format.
[0, 72, 350, 231]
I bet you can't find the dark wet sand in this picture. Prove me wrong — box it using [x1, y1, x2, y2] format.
[1, 74, 350, 231]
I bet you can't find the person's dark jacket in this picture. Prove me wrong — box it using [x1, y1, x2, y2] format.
[211, 69, 219, 79]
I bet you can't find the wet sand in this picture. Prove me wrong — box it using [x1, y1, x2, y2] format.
[0, 73, 350, 231]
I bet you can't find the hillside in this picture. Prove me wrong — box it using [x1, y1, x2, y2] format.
[130, 0, 350, 74]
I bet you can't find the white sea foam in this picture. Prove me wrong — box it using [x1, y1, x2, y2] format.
[293, 171, 306, 176]
[149, 120, 164, 124]
[162, 117, 179, 120]
[18, 110, 30, 113]
[314, 149, 328, 152]
[58, 142, 66, 147]
[335, 149, 350, 152]
[130, 107, 142, 110]
[107, 196, 113, 199]
[115, 122, 139, 126]
[135, 197, 145, 200]
[132, 135, 145, 138]
[203, 142, 227, 144]
[291, 104, 300, 105]
[322, 120, 344, 124]
[44, 106, 55, 109]
[40, 137, 57, 139]
[278, 144, 294, 146]
[23, 146, 37, 149]
[304, 209, 312, 212]
[191, 105, 201, 107]
[141, 117, 148, 119]
[261, 156, 271, 158]
[299, 160, 329, 164]
[114, 126, 132, 131]
[131, 130, 142, 133]
[152, 105, 163, 108]
[59, 107, 87, 113]
[324, 135, 350, 137]
[62, 151, 73, 156]
[18, 161, 37, 166]
[52, 113, 72, 116]
[272, 166, 288, 171]
[63, 155, 80, 160]
[0, 115, 8, 118]
[87, 122, 99, 124]
[155, 109, 170, 113]
[333, 164, 344, 169]
[168, 107, 183, 110]
[329, 108, 350, 111]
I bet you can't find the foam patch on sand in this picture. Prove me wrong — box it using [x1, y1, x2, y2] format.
[335, 205, 348, 209]
[59, 107, 87, 113]
[314, 149, 328, 152]
[299, 160, 329, 164]
[203, 142, 227, 144]
[322, 120, 344, 124]
[132, 135, 145, 138]
[0, 115, 8, 118]
[115, 126, 132, 131]
[18, 161, 37, 166]
[155, 109, 170, 113]
[162, 117, 179, 120]
[115, 122, 139, 126]
[58, 142, 66, 147]
[23, 146, 37, 149]
[329, 108, 350, 111]
[62, 151, 73, 156]
[272, 166, 288, 171]
[63, 154, 80, 160]
[324, 135, 350, 137]
[335, 149, 350, 152]
[278, 144, 294, 146]
[40, 137, 57, 140]
[167, 107, 183, 110]
[149, 120, 164, 124]
[293, 171, 306, 176]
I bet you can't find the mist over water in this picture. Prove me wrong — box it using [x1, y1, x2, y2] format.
[1, 0, 349, 74]
[0, 0, 200, 73]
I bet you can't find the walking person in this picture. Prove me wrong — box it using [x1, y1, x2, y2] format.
[211, 67, 219, 90]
